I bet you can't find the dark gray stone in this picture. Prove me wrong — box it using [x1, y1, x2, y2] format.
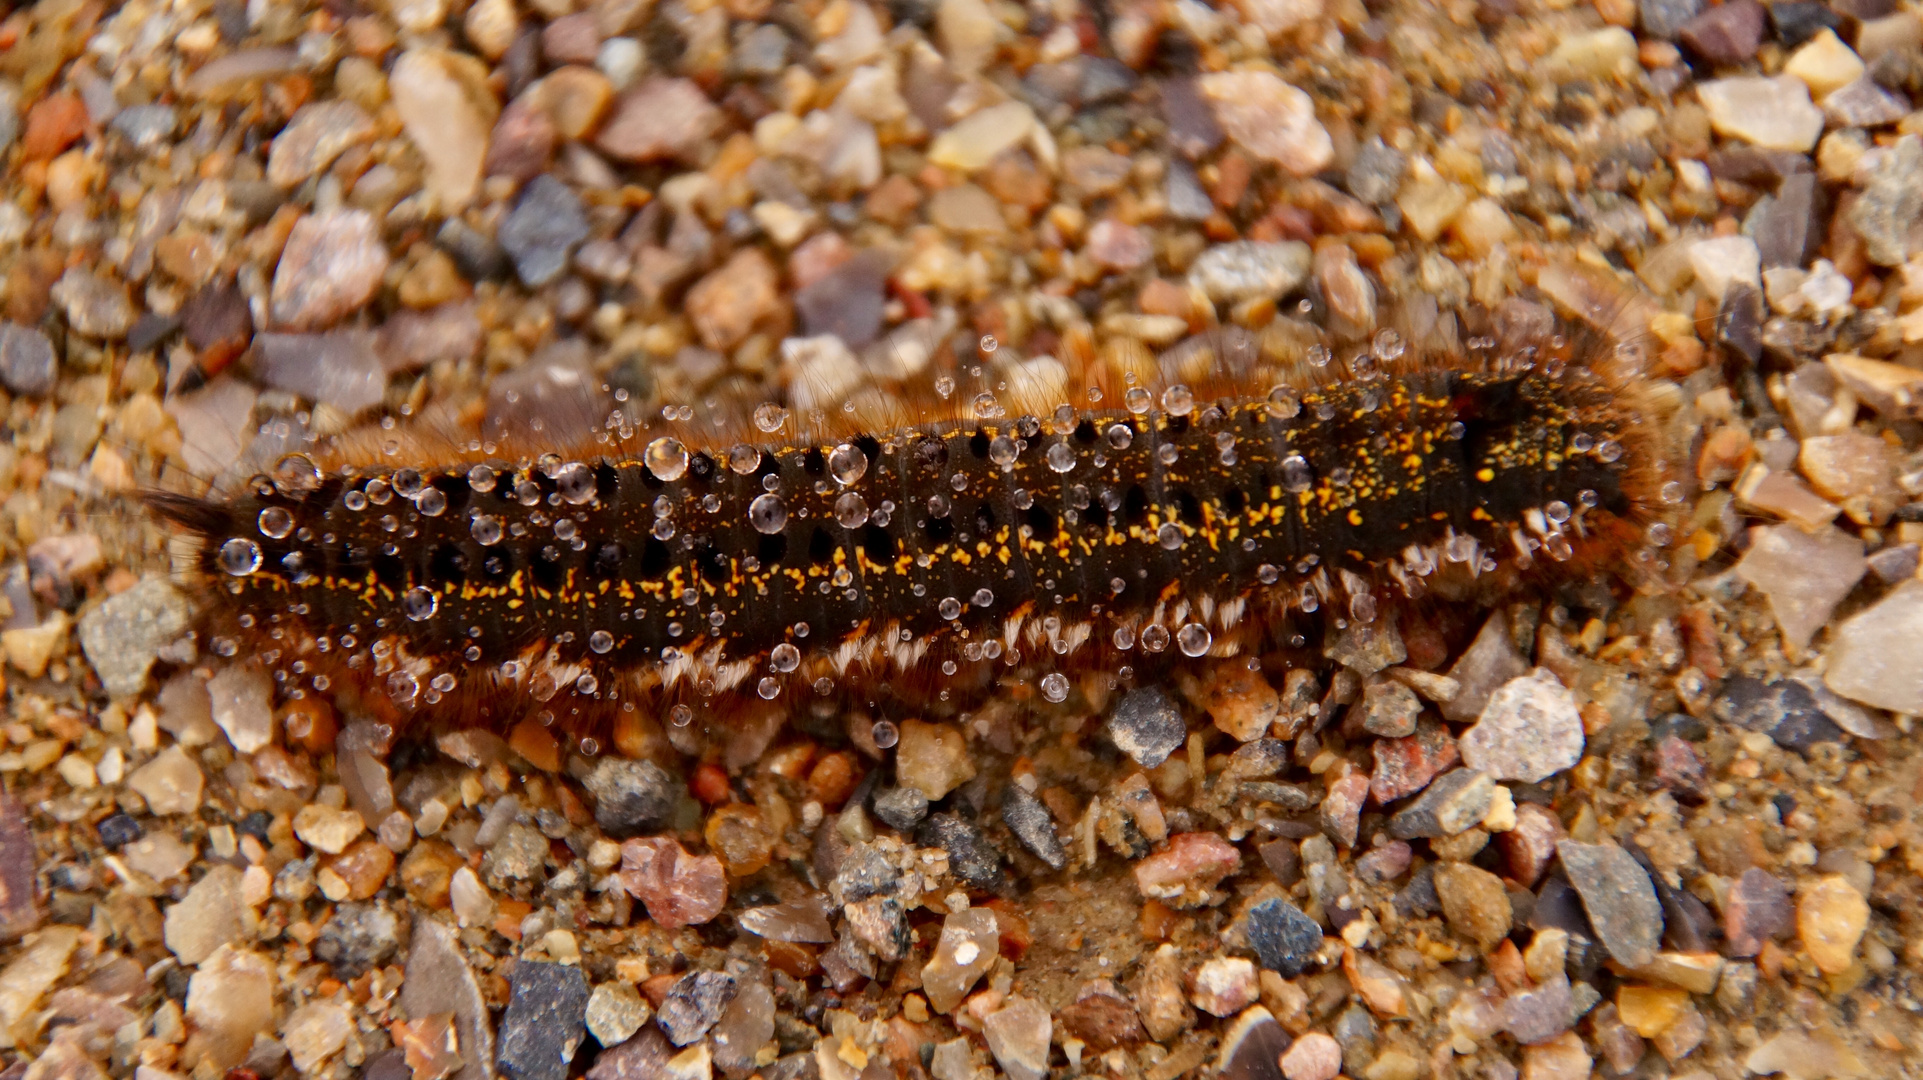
[657, 970, 737, 1046]
[1247, 897, 1323, 976]
[917, 813, 1004, 890]
[314, 900, 400, 978]
[1823, 77, 1909, 127]
[438, 216, 508, 280]
[582, 758, 682, 838]
[1768, 1, 1840, 47]
[1717, 283, 1764, 366]
[1744, 173, 1821, 269]
[1166, 159, 1213, 221]
[497, 961, 590, 1080]
[111, 104, 178, 150]
[1677, 0, 1765, 62]
[794, 251, 888, 348]
[1386, 768, 1493, 839]
[1637, 0, 1703, 38]
[0, 323, 56, 397]
[498, 175, 590, 286]
[1345, 138, 1407, 206]
[872, 787, 929, 831]
[1714, 675, 1843, 753]
[1000, 783, 1066, 870]
[1107, 687, 1186, 768]
[1159, 78, 1221, 160]
[1556, 841, 1664, 968]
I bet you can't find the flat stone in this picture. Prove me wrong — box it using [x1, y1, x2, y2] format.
[185, 944, 275, 1050]
[1797, 875, 1868, 974]
[1826, 579, 1923, 713]
[1846, 135, 1923, 267]
[983, 996, 1051, 1080]
[1323, 615, 1407, 676]
[896, 719, 977, 800]
[402, 916, 493, 1080]
[1001, 782, 1066, 869]
[1734, 524, 1865, 654]
[1557, 841, 1664, 967]
[1197, 71, 1332, 176]
[390, 49, 491, 211]
[581, 758, 681, 838]
[1696, 76, 1824, 152]
[597, 78, 722, 161]
[1107, 686, 1187, 767]
[1434, 863, 1512, 950]
[127, 745, 204, 816]
[657, 969, 735, 1045]
[283, 999, 356, 1073]
[927, 101, 1036, 172]
[1387, 768, 1493, 839]
[497, 962, 589, 1080]
[0, 322, 56, 396]
[1280, 1032, 1342, 1080]
[1358, 679, 1420, 737]
[0, 794, 37, 938]
[1247, 897, 1323, 976]
[1677, 0, 1765, 64]
[922, 908, 999, 1013]
[271, 210, 390, 329]
[1369, 718, 1460, 804]
[1191, 956, 1258, 1017]
[686, 248, 781, 352]
[1458, 670, 1584, 783]
[1821, 76, 1909, 127]
[1187, 241, 1312, 304]
[164, 865, 248, 964]
[1744, 173, 1822, 269]
[918, 814, 1003, 890]
[1133, 831, 1239, 907]
[268, 100, 375, 187]
[1783, 28, 1864, 98]
[50, 269, 135, 339]
[618, 837, 727, 929]
[1724, 867, 1794, 957]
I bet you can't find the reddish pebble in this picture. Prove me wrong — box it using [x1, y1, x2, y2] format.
[1497, 802, 1565, 887]
[1369, 718, 1459, 803]
[1724, 866, 1794, 957]
[619, 836, 728, 928]
[22, 93, 88, 161]
[691, 762, 731, 804]
[1319, 772, 1370, 849]
[1280, 1032, 1342, 1080]
[1133, 832, 1240, 908]
[1653, 735, 1707, 803]
[807, 750, 860, 808]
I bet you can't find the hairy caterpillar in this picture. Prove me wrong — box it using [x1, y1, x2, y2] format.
[145, 308, 1679, 758]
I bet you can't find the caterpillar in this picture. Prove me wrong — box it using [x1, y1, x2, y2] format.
[144, 305, 1681, 758]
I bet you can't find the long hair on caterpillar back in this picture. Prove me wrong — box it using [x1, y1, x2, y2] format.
[141, 277, 1685, 762]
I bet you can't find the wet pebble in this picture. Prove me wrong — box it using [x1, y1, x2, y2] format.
[872, 786, 929, 831]
[50, 269, 135, 339]
[1001, 782, 1066, 870]
[618, 837, 727, 928]
[497, 961, 590, 1080]
[1247, 896, 1323, 976]
[1557, 841, 1663, 967]
[1107, 686, 1187, 768]
[918, 813, 1004, 890]
[1387, 768, 1493, 839]
[1188, 240, 1312, 304]
[0, 322, 55, 397]
[597, 78, 721, 161]
[1825, 579, 1923, 712]
[1434, 863, 1512, 950]
[1197, 71, 1332, 176]
[582, 758, 682, 838]
[1458, 670, 1584, 783]
[499, 175, 590, 287]
[983, 996, 1052, 1080]
[270, 210, 391, 329]
[657, 969, 736, 1045]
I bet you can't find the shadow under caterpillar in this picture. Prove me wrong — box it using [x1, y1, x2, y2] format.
[144, 306, 1683, 760]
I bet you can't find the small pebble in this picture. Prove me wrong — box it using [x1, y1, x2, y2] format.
[1557, 841, 1664, 968]
[497, 961, 590, 1080]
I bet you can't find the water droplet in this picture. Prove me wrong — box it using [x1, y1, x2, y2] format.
[554, 518, 578, 541]
[577, 673, 599, 695]
[1660, 480, 1685, 504]
[1350, 592, 1377, 623]
[652, 518, 675, 540]
[935, 375, 956, 399]
[471, 514, 503, 545]
[343, 490, 368, 511]
[1281, 454, 1316, 493]
[1046, 443, 1076, 473]
[392, 468, 425, 498]
[1157, 522, 1183, 550]
[365, 478, 394, 505]
[1372, 328, 1405, 361]
[388, 671, 419, 704]
[430, 672, 457, 693]
[972, 391, 1002, 419]
[257, 507, 294, 539]
[1299, 584, 1319, 612]
[972, 588, 994, 607]
[1647, 522, 1673, 546]
[939, 597, 962, 620]
[273, 453, 323, 494]
[1545, 500, 1571, 524]
[979, 334, 998, 353]
[555, 462, 597, 504]
[1257, 563, 1280, 584]
[829, 443, 869, 485]
[873, 719, 899, 748]
[219, 538, 263, 575]
[1161, 385, 1194, 416]
[589, 630, 615, 654]
[835, 491, 870, 528]
[468, 464, 497, 492]
[670, 704, 694, 727]
[1041, 673, 1069, 702]
[416, 487, 448, 516]
[1307, 343, 1333, 367]
[1140, 625, 1169, 652]
[1571, 432, 1594, 452]
[1176, 622, 1212, 656]
[1597, 440, 1623, 463]
[1113, 626, 1135, 650]
[757, 676, 780, 700]
[404, 586, 438, 621]
[1125, 387, 1153, 414]
[989, 435, 1018, 466]
[1266, 385, 1302, 419]
[1329, 466, 1353, 487]
[1156, 444, 1179, 466]
[927, 493, 950, 518]
[645, 437, 689, 481]
[749, 493, 788, 534]
[753, 403, 788, 432]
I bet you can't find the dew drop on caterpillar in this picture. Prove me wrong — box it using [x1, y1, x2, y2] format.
[143, 303, 1683, 759]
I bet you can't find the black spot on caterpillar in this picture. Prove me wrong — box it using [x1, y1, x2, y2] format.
[145, 309, 1680, 757]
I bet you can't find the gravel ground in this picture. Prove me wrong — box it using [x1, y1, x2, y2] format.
[1, 0, 1922, 1079]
